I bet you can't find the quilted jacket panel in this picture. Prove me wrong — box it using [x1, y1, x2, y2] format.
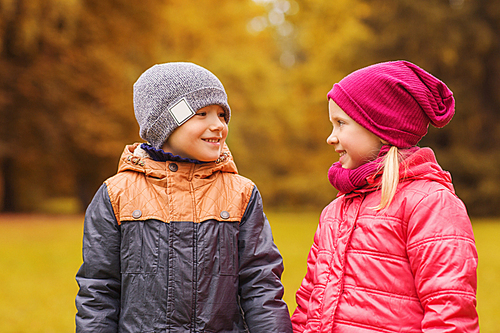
[105, 143, 253, 224]
[292, 148, 478, 333]
[76, 144, 293, 333]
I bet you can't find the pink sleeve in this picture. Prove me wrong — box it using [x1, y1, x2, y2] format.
[407, 189, 479, 332]
[291, 222, 321, 333]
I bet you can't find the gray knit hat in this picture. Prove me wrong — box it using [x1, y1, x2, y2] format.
[133, 62, 231, 149]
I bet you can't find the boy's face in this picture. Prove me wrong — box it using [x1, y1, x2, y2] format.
[162, 104, 228, 162]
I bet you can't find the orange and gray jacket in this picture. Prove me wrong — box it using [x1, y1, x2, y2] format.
[76, 144, 292, 333]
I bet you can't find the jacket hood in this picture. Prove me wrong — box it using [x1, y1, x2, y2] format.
[362, 147, 454, 194]
[116, 142, 238, 179]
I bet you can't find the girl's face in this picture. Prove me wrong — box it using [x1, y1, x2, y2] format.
[327, 99, 383, 169]
[162, 104, 228, 162]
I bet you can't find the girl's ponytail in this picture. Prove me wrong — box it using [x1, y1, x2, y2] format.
[374, 146, 400, 211]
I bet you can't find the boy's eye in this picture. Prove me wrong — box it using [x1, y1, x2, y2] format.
[197, 112, 207, 116]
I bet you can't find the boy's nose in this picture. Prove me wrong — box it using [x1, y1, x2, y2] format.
[209, 116, 225, 131]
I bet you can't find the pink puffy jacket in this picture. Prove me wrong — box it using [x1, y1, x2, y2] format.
[292, 148, 479, 332]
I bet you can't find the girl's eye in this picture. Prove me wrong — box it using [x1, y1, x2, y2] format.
[338, 120, 345, 127]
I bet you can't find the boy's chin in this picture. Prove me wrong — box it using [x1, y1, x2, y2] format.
[198, 154, 222, 163]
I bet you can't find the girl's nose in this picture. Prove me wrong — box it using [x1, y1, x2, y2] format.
[327, 132, 338, 145]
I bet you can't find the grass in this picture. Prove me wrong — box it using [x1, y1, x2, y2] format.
[0, 215, 82, 333]
[0, 213, 498, 332]
[472, 219, 500, 333]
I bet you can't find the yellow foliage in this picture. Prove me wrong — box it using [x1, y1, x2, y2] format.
[1, 0, 500, 215]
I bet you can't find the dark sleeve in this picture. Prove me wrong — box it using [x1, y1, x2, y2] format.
[75, 183, 121, 333]
[238, 186, 293, 333]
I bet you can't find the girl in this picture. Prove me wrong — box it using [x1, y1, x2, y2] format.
[291, 61, 479, 332]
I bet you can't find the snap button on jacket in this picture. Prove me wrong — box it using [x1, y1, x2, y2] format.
[76, 143, 292, 333]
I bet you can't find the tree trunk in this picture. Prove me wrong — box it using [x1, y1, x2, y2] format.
[0, 156, 17, 212]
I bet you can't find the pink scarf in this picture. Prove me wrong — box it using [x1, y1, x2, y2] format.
[328, 146, 419, 193]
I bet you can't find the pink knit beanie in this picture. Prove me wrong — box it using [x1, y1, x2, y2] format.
[327, 60, 455, 148]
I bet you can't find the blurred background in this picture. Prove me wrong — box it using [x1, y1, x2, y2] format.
[1, 0, 500, 216]
[1, 0, 500, 331]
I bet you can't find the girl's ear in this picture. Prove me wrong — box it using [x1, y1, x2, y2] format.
[381, 139, 389, 145]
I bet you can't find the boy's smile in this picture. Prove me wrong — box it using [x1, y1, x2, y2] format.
[161, 104, 228, 162]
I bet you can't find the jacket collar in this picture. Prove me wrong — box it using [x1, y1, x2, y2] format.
[116, 142, 238, 179]
[345, 147, 454, 197]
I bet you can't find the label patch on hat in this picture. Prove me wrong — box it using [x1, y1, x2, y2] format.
[169, 98, 195, 126]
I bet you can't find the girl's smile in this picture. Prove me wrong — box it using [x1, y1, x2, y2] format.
[326, 99, 383, 169]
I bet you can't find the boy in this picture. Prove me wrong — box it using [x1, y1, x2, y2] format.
[75, 62, 292, 332]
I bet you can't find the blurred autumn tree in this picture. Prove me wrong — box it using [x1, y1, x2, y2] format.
[280, 0, 500, 216]
[1, 0, 499, 216]
[0, 0, 154, 211]
[0, 0, 288, 212]
[356, 0, 500, 216]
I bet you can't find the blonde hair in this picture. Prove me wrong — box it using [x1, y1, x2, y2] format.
[373, 146, 401, 211]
